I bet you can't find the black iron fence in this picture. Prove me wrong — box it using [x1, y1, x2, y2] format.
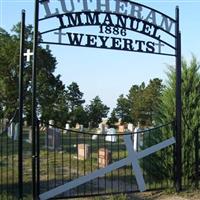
[0, 119, 199, 199]
[0, 119, 19, 199]
[182, 124, 200, 189]
[38, 122, 175, 199]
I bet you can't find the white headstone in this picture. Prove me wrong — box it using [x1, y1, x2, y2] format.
[26, 128, 32, 143]
[65, 123, 70, 130]
[98, 123, 106, 134]
[24, 120, 28, 127]
[14, 123, 19, 140]
[93, 123, 105, 140]
[128, 123, 134, 132]
[133, 126, 145, 151]
[49, 120, 54, 127]
[105, 128, 117, 142]
[80, 124, 84, 132]
[8, 122, 15, 138]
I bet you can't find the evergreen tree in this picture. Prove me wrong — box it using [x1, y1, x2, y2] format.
[86, 96, 109, 128]
[150, 56, 200, 184]
[107, 108, 118, 127]
[0, 28, 20, 119]
[72, 105, 88, 127]
[0, 25, 69, 124]
[66, 82, 85, 112]
[115, 94, 131, 123]
[66, 82, 85, 125]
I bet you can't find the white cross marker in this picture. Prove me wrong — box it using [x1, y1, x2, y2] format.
[24, 49, 33, 62]
[154, 41, 165, 54]
[54, 29, 66, 43]
[39, 134, 176, 200]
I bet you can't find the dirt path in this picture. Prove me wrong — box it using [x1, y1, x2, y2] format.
[128, 191, 200, 200]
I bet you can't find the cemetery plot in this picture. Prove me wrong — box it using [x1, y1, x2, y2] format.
[38, 123, 175, 199]
[0, 119, 175, 199]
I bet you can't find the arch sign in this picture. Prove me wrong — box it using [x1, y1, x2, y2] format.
[31, 0, 182, 199]
[38, 0, 177, 56]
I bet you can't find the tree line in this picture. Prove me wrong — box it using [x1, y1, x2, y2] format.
[0, 24, 200, 132]
[0, 24, 165, 128]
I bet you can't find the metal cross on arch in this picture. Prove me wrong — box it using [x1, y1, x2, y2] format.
[39, 134, 175, 200]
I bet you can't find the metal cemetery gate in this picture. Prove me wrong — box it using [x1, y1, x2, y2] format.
[30, 1, 182, 198]
[38, 122, 176, 200]
[0, 0, 185, 199]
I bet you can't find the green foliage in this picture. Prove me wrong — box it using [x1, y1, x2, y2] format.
[158, 56, 200, 186]
[0, 28, 20, 119]
[0, 25, 69, 124]
[128, 79, 163, 125]
[110, 78, 163, 126]
[107, 108, 118, 127]
[67, 82, 85, 112]
[86, 96, 109, 128]
[114, 94, 131, 123]
[71, 105, 88, 127]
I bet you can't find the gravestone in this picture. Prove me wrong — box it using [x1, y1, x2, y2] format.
[105, 128, 117, 142]
[14, 123, 19, 140]
[45, 120, 61, 150]
[8, 122, 15, 138]
[98, 123, 105, 134]
[80, 124, 84, 132]
[24, 120, 28, 127]
[64, 123, 70, 133]
[133, 123, 145, 151]
[92, 123, 105, 140]
[75, 123, 80, 130]
[26, 128, 32, 143]
[8, 122, 19, 140]
[118, 125, 125, 133]
[77, 144, 90, 160]
[98, 148, 111, 168]
[65, 123, 70, 130]
[128, 123, 134, 132]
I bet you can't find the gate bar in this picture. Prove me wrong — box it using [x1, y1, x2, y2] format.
[175, 6, 182, 192]
[32, 0, 39, 199]
[19, 9, 25, 199]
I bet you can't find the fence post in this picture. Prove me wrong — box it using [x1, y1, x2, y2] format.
[32, 0, 39, 199]
[19, 9, 25, 199]
[175, 6, 182, 192]
[195, 128, 199, 188]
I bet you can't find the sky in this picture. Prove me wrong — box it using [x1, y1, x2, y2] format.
[1, 0, 200, 112]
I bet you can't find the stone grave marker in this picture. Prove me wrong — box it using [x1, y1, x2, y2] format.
[75, 123, 80, 130]
[45, 120, 61, 150]
[77, 144, 90, 160]
[128, 123, 134, 132]
[26, 128, 32, 143]
[64, 123, 70, 133]
[80, 124, 84, 132]
[133, 123, 145, 151]
[92, 123, 105, 140]
[14, 123, 19, 140]
[105, 128, 117, 142]
[65, 123, 70, 130]
[8, 122, 15, 138]
[118, 125, 125, 133]
[8, 122, 19, 140]
[24, 120, 28, 127]
[98, 148, 111, 168]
